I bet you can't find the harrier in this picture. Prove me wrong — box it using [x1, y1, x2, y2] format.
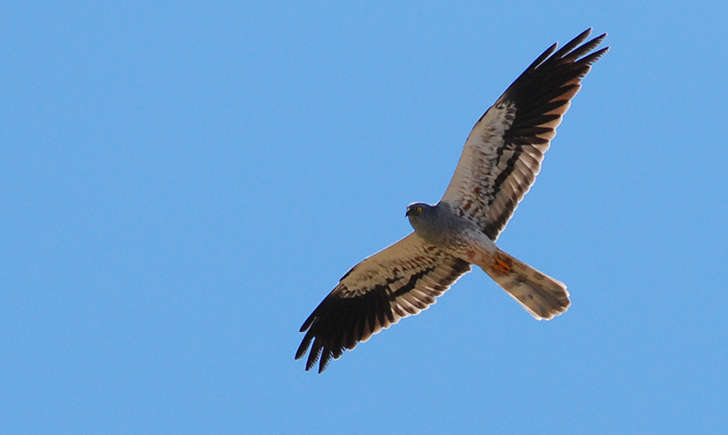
[296, 29, 608, 372]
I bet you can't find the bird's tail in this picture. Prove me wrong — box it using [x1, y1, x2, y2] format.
[479, 248, 570, 320]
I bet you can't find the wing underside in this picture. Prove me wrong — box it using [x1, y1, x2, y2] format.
[441, 28, 608, 240]
[295, 233, 470, 372]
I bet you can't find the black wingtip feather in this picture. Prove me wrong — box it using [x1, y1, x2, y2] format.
[306, 339, 323, 371]
[578, 46, 610, 67]
[295, 329, 315, 360]
[551, 28, 593, 59]
[523, 42, 558, 72]
[564, 35, 608, 63]
[299, 311, 316, 333]
[318, 348, 332, 373]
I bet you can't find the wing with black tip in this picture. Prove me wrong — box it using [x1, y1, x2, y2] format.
[295, 233, 470, 373]
[441, 29, 608, 240]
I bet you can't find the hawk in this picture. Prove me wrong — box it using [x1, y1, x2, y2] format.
[296, 29, 608, 372]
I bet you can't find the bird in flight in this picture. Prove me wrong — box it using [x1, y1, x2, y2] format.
[296, 28, 608, 372]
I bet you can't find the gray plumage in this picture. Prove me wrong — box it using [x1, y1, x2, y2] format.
[405, 203, 475, 248]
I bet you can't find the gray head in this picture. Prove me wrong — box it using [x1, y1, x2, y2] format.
[405, 202, 440, 241]
[405, 202, 433, 219]
[406, 202, 461, 246]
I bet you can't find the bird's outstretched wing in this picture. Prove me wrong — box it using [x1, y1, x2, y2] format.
[441, 28, 608, 240]
[295, 233, 470, 372]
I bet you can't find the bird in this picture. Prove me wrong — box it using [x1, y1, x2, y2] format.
[296, 28, 608, 373]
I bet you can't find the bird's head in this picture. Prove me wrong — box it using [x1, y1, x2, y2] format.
[406, 202, 433, 222]
[406, 202, 442, 242]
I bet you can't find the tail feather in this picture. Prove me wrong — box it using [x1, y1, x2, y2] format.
[480, 248, 570, 320]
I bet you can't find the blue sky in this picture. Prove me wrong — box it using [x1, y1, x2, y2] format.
[3, 2, 726, 434]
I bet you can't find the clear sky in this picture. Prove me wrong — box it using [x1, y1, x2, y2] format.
[3, 2, 726, 434]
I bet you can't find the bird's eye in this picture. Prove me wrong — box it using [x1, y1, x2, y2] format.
[416, 206, 423, 214]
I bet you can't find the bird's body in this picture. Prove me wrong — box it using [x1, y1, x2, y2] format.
[407, 202, 568, 320]
[406, 202, 493, 258]
[296, 29, 609, 372]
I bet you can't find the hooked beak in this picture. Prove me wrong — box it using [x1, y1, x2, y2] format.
[405, 208, 412, 217]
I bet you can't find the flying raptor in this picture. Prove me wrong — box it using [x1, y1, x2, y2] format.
[296, 29, 608, 372]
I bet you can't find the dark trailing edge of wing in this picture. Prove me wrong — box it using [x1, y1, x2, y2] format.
[295, 259, 470, 373]
[481, 28, 608, 240]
